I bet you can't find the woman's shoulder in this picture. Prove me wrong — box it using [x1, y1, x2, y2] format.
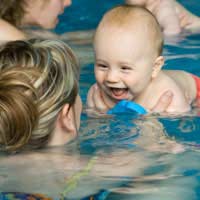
[0, 19, 26, 42]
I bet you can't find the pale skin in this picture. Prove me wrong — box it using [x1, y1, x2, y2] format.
[0, 19, 26, 42]
[87, 84, 176, 114]
[125, 0, 200, 35]
[87, 18, 197, 114]
[48, 95, 82, 146]
[0, 0, 71, 42]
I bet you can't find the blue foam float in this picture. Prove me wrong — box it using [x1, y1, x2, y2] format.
[107, 100, 147, 115]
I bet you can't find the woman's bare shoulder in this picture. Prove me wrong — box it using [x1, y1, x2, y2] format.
[0, 19, 26, 42]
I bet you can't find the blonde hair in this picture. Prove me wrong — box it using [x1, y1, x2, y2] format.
[0, 39, 79, 152]
[95, 5, 163, 56]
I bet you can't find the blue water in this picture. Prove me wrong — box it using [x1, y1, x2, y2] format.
[55, 0, 123, 33]
[1, 0, 200, 200]
[55, 0, 200, 33]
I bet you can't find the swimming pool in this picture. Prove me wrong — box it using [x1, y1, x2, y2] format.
[1, 0, 200, 200]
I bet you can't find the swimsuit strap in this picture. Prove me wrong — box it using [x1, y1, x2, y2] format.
[60, 156, 97, 199]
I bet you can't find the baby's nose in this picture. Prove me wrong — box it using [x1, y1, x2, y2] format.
[106, 70, 119, 82]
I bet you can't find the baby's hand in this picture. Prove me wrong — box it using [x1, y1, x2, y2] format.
[86, 84, 110, 115]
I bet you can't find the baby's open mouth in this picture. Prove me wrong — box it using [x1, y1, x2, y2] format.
[110, 87, 128, 99]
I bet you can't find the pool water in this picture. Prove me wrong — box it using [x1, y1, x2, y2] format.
[1, 0, 200, 200]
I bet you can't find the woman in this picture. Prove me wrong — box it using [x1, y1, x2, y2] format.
[0, 38, 82, 152]
[0, 0, 71, 41]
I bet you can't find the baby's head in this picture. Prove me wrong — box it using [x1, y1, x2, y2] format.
[94, 5, 164, 101]
[94, 4, 163, 63]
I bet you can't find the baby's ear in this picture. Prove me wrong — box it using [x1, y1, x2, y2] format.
[152, 56, 164, 78]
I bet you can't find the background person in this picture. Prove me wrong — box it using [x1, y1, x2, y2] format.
[125, 0, 200, 35]
[0, 0, 71, 42]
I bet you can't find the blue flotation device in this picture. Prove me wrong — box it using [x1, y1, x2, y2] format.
[107, 100, 147, 115]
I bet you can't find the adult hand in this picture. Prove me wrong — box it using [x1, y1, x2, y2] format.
[86, 84, 109, 116]
[192, 98, 200, 108]
[150, 91, 173, 113]
[87, 84, 173, 114]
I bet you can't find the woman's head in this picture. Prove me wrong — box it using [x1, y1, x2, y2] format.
[0, 39, 81, 152]
[0, 0, 27, 26]
[0, 0, 71, 29]
[22, 0, 72, 29]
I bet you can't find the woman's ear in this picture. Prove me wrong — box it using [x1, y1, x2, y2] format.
[152, 56, 164, 79]
[58, 104, 77, 136]
[48, 104, 77, 146]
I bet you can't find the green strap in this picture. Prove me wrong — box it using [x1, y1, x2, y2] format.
[60, 156, 97, 199]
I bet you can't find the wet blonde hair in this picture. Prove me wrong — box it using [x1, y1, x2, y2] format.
[0, 39, 79, 152]
[95, 5, 163, 56]
[0, 0, 27, 26]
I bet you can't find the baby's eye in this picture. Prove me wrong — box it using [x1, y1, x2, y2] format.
[121, 66, 132, 71]
[96, 63, 108, 69]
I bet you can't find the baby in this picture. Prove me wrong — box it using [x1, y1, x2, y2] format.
[125, 0, 200, 35]
[87, 5, 200, 113]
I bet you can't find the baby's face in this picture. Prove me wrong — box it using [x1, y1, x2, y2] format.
[94, 26, 157, 101]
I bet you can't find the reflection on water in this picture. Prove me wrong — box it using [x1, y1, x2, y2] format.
[1, 110, 200, 199]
